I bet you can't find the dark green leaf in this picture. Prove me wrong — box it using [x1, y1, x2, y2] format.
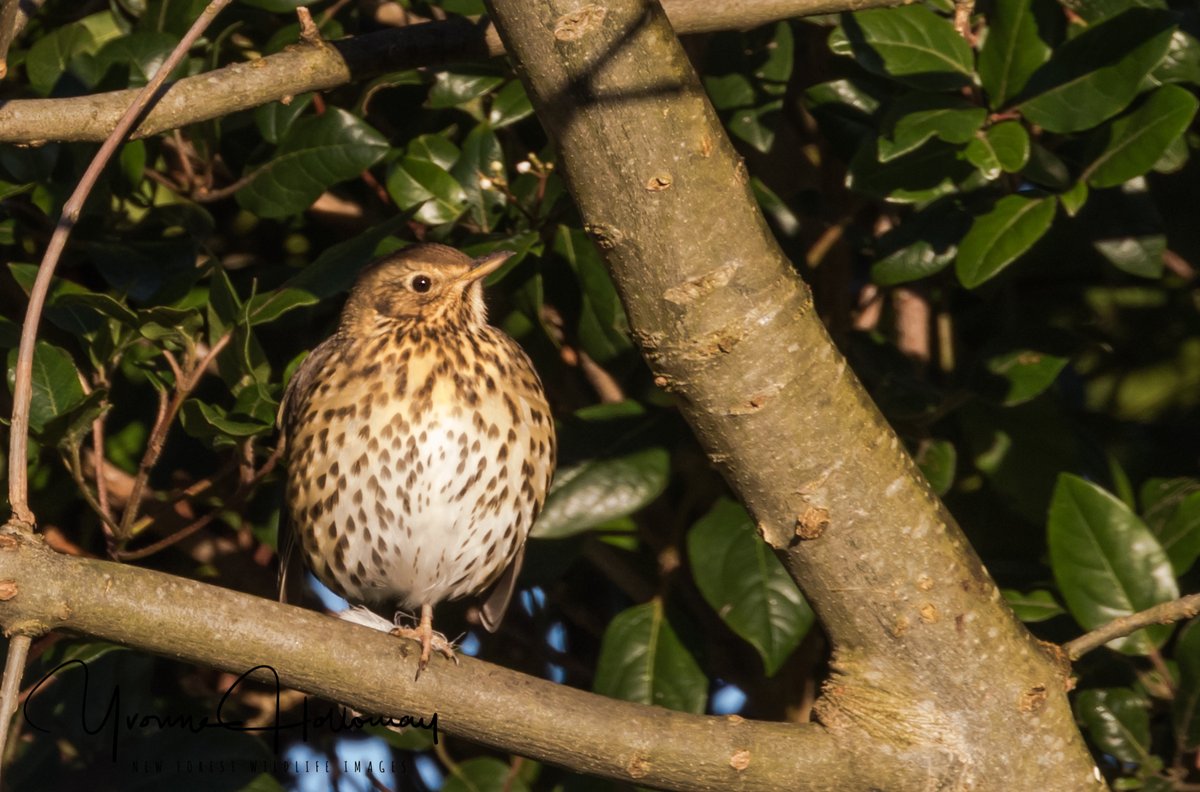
[1153, 29, 1200, 86]
[1076, 688, 1151, 765]
[285, 214, 412, 300]
[1016, 10, 1176, 133]
[1095, 232, 1165, 279]
[838, 6, 974, 91]
[871, 201, 969, 285]
[556, 227, 632, 364]
[978, 0, 1057, 107]
[848, 140, 976, 204]
[687, 499, 813, 676]
[1082, 85, 1199, 188]
[179, 399, 271, 447]
[955, 195, 1055, 287]
[442, 758, 531, 792]
[237, 109, 389, 218]
[255, 94, 313, 144]
[85, 31, 177, 87]
[985, 349, 1068, 405]
[593, 600, 707, 713]
[533, 447, 669, 539]
[1175, 620, 1200, 750]
[878, 94, 986, 162]
[964, 121, 1030, 179]
[6, 341, 85, 434]
[916, 439, 956, 495]
[704, 73, 756, 110]
[26, 22, 96, 95]
[386, 157, 467, 226]
[1059, 180, 1088, 217]
[1146, 491, 1200, 575]
[1002, 589, 1066, 622]
[427, 68, 505, 108]
[488, 80, 534, 127]
[728, 101, 782, 153]
[1048, 474, 1178, 655]
[451, 124, 505, 231]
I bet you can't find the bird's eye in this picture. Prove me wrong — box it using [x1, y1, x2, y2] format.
[411, 275, 432, 293]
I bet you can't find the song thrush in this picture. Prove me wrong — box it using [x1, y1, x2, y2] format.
[279, 243, 556, 674]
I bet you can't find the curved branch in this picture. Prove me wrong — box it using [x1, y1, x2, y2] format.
[0, 533, 942, 791]
[0, 0, 904, 144]
[1064, 594, 1200, 661]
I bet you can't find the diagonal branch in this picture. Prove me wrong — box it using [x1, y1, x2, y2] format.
[1064, 594, 1200, 661]
[0, 0, 904, 144]
[0, 532, 944, 791]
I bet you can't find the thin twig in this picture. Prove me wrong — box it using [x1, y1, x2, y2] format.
[1063, 593, 1200, 660]
[118, 331, 233, 539]
[0, 634, 32, 784]
[115, 443, 282, 561]
[5, 0, 235, 529]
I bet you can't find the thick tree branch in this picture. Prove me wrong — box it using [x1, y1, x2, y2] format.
[0, 532, 943, 792]
[482, 0, 1103, 787]
[0, 0, 904, 144]
[1064, 594, 1200, 661]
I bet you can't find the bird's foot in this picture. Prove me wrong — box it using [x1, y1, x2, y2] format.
[390, 606, 458, 678]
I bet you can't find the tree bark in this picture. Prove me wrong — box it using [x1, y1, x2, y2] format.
[481, 0, 1105, 788]
[0, 0, 904, 143]
[0, 532, 940, 791]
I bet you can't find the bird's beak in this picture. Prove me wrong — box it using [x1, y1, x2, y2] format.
[461, 250, 516, 284]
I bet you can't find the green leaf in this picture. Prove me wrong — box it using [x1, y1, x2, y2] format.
[1175, 620, 1200, 750]
[26, 22, 96, 95]
[1095, 233, 1165, 279]
[556, 227, 632, 364]
[285, 214, 412, 300]
[916, 439, 956, 496]
[978, 0, 1057, 107]
[452, 124, 505, 231]
[1153, 29, 1200, 86]
[728, 101, 782, 153]
[878, 94, 987, 162]
[255, 94, 313, 144]
[386, 157, 468, 226]
[838, 6, 974, 91]
[871, 201, 969, 285]
[1082, 85, 1199, 188]
[1075, 688, 1151, 765]
[85, 31, 177, 87]
[593, 600, 707, 713]
[1059, 180, 1088, 217]
[533, 447, 669, 539]
[488, 80, 535, 127]
[955, 195, 1055, 288]
[985, 349, 1068, 405]
[1016, 10, 1177, 133]
[687, 499, 813, 676]
[427, 68, 505, 108]
[1048, 474, 1178, 655]
[6, 341, 86, 435]
[236, 109, 389, 218]
[964, 121, 1030, 180]
[1146, 491, 1200, 575]
[179, 399, 271, 447]
[704, 72, 756, 110]
[1002, 589, 1066, 623]
[848, 140, 976, 204]
[442, 758, 531, 792]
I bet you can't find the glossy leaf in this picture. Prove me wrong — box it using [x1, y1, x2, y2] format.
[687, 499, 813, 676]
[1147, 490, 1200, 575]
[533, 446, 669, 539]
[556, 227, 632, 364]
[1002, 589, 1066, 623]
[488, 80, 535, 127]
[848, 140, 976, 204]
[978, 0, 1056, 107]
[26, 22, 96, 95]
[255, 94, 314, 144]
[1076, 688, 1151, 765]
[180, 399, 272, 447]
[1048, 474, 1178, 655]
[871, 201, 968, 285]
[955, 195, 1055, 288]
[593, 601, 707, 713]
[6, 342, 86, 435]
[1082, 85, 1199, 188]
[728, 101, 782, 153]
[386, 157, 468, 226]
[877, 94, 986, 162]
[964, 121, 1030, 180]
[1017, 10, 1176, 133]
[985, 349, 1068, 405]
[838, 6, 974, 91]
[237, 109, 389, 218]
[427, 69, 505, 108]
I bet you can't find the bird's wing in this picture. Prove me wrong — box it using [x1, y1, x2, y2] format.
[479, 542, 525, 632]
[276, 336, 342, 604]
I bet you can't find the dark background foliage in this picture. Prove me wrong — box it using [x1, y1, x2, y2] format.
[1, 0, 1199, 789]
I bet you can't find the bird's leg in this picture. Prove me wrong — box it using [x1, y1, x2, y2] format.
[390, 603, 458, 677]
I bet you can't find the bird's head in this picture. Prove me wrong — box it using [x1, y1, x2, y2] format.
[342, 243, 514, 332]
